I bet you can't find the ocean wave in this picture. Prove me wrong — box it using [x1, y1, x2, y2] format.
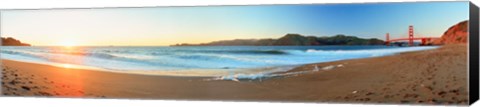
[298, 46, 438, 56]
[231, 50, 288, 55]
[0, 50, 45, 59]
[0, 46, 438, 72]
[153, 50, 289, 55]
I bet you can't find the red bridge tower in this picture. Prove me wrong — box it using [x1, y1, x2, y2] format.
[385, 33, 390, 46]
[408, 25, 414, 46]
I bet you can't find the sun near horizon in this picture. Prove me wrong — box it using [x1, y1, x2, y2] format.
[56, 39, 78, 47]
[53, 38, 82, 49]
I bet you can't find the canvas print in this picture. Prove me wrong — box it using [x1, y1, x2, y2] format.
[0, 1, 472, 105]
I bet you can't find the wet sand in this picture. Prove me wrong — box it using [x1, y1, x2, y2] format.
[1, 44, 468, 105]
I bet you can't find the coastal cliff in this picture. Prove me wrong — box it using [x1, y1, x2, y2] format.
[1, 37, 31, 46]
[173, 34, 384, 46]
[433, 20, 468, 45]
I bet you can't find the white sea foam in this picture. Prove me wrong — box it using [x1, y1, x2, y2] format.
[322, 65, 336, 70]
[313, 65, 320, 71]
[337, 64, 344, 67]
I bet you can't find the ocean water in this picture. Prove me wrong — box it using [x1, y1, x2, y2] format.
[0, 46, 437, 78]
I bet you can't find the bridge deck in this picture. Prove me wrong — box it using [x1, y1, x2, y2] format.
[387, 37, 441, 42]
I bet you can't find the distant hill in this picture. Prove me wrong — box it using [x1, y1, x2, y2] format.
[433, 20, 468, 45]
[173, 34, 384, 46]
[1, 37, 31, 46]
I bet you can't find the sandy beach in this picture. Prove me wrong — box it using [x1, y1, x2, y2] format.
[1, 44, 468, 105]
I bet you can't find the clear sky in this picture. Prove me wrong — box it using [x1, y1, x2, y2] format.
[0, 1, 469, 46]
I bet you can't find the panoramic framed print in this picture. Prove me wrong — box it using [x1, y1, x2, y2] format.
[1, 1, 479, 106]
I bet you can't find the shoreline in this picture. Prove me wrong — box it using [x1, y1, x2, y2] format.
[0, 46, 439, 78]
[0, 45, 439, 77]
[1, 44, 468, 105]
[0, 59, 300, 78]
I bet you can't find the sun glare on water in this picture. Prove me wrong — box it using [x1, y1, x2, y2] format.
[61, 64, 73, 68]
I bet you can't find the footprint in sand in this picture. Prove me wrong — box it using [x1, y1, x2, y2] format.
[21, 86, 31, 91]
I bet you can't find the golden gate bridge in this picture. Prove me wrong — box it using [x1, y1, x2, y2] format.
[385, 25, 440, 46]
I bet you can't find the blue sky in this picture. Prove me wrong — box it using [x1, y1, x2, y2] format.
[0, 1, 469, 46]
